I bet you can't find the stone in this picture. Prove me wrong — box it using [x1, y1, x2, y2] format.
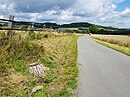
[30, 86, 43, 97]
[31, 86, 43, 94]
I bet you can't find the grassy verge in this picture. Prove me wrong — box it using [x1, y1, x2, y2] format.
[91, 35, 130, 48]
[0, 30, 79, 97]
[90, 36, 130, 56]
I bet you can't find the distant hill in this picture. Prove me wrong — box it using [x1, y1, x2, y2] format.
[0, 21, 92, 29]
[60, 22, 92, 28]
[0, 21, 130, 34]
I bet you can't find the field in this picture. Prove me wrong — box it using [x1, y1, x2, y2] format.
[0, 30, 79, 97]
[91, 34, 130, 56]
[59, 28, 79, 31]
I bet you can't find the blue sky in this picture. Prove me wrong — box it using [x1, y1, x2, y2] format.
[0, 0, 130, 28]
[115, 0, 130, 11]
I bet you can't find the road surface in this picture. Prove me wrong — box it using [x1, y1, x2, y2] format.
[76, 35, 130, 97]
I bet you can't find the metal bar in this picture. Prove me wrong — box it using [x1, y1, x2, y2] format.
[0, 18, 32, 24]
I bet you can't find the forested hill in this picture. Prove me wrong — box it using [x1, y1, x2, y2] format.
[0, 22, 92, 29]
[0, 21, 130, 34]
[60, 22, 92, 28]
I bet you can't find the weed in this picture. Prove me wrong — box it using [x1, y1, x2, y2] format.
[13, 91, 27, 97]
[33, 91, 46, 97]
[44, 71, 56, 83]
[13, 60, 27, 72]
[28, 80, 37, 87]
[67, 78, 78, 89]
[51, 88, 72, 97]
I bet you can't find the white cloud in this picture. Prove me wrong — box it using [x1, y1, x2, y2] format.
[122, 8, 130, 15]
[58, 10, 73, 22]
[0, 0, 130, 28]
[0, 3, 6, 10]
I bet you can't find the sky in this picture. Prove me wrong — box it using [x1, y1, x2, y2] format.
[0, 0, 130, 28]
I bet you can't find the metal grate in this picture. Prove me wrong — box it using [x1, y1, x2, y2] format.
[29, 63, 45, 76]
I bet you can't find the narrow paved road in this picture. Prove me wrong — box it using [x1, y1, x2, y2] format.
[76, 35, 130, 97]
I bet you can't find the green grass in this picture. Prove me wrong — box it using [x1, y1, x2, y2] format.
[67, 78, 78, 89]
[44, 71, 56, 83]
[0, 30, 79, 97]
[13, 60, 27, 72]
[33, 91, 46, 97]
[40, 35, 79, 96]
[51, 88, 72, 97]
[91, 37, 130, 56]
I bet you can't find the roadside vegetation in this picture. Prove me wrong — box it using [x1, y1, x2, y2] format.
[0, 30, 79, 97]
[91, 34, 130, 56]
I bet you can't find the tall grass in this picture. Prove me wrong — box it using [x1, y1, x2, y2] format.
[91, 35, 130, 56]
[0, 30, 79, 97]
[91, 35, 130, 48]
[38, 35, 79, 96]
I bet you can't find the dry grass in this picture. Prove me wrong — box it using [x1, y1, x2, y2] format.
[91, 34, 130, 49]
[91, 34, 130, 56]
[59, 28, 79, 31]
[38, 35, 79, 96]
[0, 30, 79, 97]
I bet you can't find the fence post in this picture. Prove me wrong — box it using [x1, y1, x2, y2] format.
[8, 15, 14, 29]
[28, 22, 35, 36]
[43, 24, 46, 31]
[7, 15, 15, 38]
[31, 22, 35, 30]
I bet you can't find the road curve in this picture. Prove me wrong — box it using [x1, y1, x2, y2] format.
[76, 35, 130, 97]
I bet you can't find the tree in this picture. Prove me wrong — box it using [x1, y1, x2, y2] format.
[89, 24, 99, 33]
[82, 30, 90, 34]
